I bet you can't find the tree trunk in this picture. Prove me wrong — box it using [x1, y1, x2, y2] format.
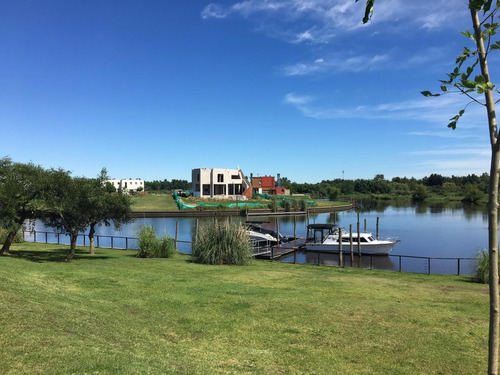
[89, 223, 96, 255]
[470, 6, 500, 375]
[1, 229, 18, 254]
[67, 232, 78, 261]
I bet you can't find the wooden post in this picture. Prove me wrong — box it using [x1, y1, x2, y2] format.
[349, 224, 354, 267]
[276, 218, 280, 247]
[338, 228, 343, 267]
[175, 221, 179, 251]
[364, 218, 367, 232]
[34, 231, 36, 243]
[357, 220, 361, 268]
[294, 215, 297, 239]
[293, 249, 297, 264]
[376, 217, 380, 240]
[195, 219, 199, 242]
[111, 236, 114, 249]
[45, 232, 48, 244]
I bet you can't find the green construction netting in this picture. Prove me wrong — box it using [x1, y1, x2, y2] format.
[253, 193, 317, 206]
[173, 191, 270, 210]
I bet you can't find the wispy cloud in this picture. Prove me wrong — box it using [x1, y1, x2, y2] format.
[284, 92, 483, 124]
[281, 53, 390, 76]
[201, 0, 468, 44]
[407, 148, 490, 156]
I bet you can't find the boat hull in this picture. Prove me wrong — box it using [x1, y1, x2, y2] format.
[303, 241, 397, 255]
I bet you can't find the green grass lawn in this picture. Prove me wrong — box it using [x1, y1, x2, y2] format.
[0, 242, 489, 374]
[131, 193, 179, 211]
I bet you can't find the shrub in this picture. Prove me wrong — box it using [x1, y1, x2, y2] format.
[474, 249, 500, 284]
[0, 229, 24, 244]
[268, 197, 278, 211]
[281, 199, 291, 212]
[192, 220, 252, 265]
[137, 225, 175, 258]
[299, 199, 307, 211]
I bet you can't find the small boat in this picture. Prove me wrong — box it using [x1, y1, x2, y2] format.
[245, 222, 279, 247]
[303, 223, 399, 255]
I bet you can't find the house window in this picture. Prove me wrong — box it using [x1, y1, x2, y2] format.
[231, 175, 239, 179]
[214, 184, 226, 195]
[228, 184, 234, 195]
[202, 184, 211, 196]
[217, 174, 224, 182]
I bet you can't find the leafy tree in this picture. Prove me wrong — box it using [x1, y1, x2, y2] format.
[357, 0, 499, 372]
[463, 183, 485, 202]
[0, 158, 49, 254]
[411, 184, 429, 202]
[43, 169, 133, 261]
[86, 169, 134, 255]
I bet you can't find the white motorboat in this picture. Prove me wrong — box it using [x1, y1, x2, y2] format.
[245, 223, 279, 247]
[246, 229, 277, 247]
[303, 224, 399, 255]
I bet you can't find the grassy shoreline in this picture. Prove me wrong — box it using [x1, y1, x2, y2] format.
[130, 194, 347, 213]
[0, 242, 489, 374]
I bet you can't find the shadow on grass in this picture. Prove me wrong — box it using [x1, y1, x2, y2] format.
[6, 248, 111, 263]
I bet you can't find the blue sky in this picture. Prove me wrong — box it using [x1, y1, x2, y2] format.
[1, 0, 496, 183]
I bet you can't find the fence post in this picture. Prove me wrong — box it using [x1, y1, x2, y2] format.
[294, 215, 297, 239]
[399, 256, 402, 272]
[111, 236, 114, 249]
[57, 233, 60, 245]
[376, 217, 379, 240]
[349, 224, 354, 267]
[97, 236, 100, 248]
[126, 237, 129, 250]
[364, 218, 367, 232]
[317, 251, 320, 266]
[428, 258, 431, 275]
[45, 232, 48, 244]
[338, 228, 343, 267]
[457, 258, 460, 276]
[357, 221, 361, 268]
[276, 218, 280, 247]
[34, 231, 37, 243]
[293, 249, 297, 264]
[175, 221, 179, 251]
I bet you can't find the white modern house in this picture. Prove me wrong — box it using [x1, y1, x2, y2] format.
[191, 167, 252, 199]
[107, 178, 144, 193]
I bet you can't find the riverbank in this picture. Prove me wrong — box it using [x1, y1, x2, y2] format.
[130, 193, 352, 217]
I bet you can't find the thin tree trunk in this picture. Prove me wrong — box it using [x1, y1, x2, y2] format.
[89, 223, 96, 255]
[470, 6, 500, 374]
[1, 229, 18, 254]
[67, 233, 78, 261]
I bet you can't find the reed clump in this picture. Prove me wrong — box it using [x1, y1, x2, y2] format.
[192, 220, 252, 265]
[137, 225, 175, 258]
[474, 249, 500, 284]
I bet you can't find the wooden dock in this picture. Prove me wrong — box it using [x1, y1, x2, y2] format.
[254, 238, 306, 260]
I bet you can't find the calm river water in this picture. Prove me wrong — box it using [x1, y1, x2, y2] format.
[31, 200, 490, 274]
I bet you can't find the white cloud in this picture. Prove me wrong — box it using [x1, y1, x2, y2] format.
[201, 0, 468, 43]
[407, 148, 490, 156]
[281, 52, 390, 76]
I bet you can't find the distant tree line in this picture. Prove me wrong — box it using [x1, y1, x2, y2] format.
[279, 173, 489, 203]
[145, 179, 190, 192]
[0, 157, 133, 260]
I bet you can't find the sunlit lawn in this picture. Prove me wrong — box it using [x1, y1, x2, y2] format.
[0, 242, 489, 374]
